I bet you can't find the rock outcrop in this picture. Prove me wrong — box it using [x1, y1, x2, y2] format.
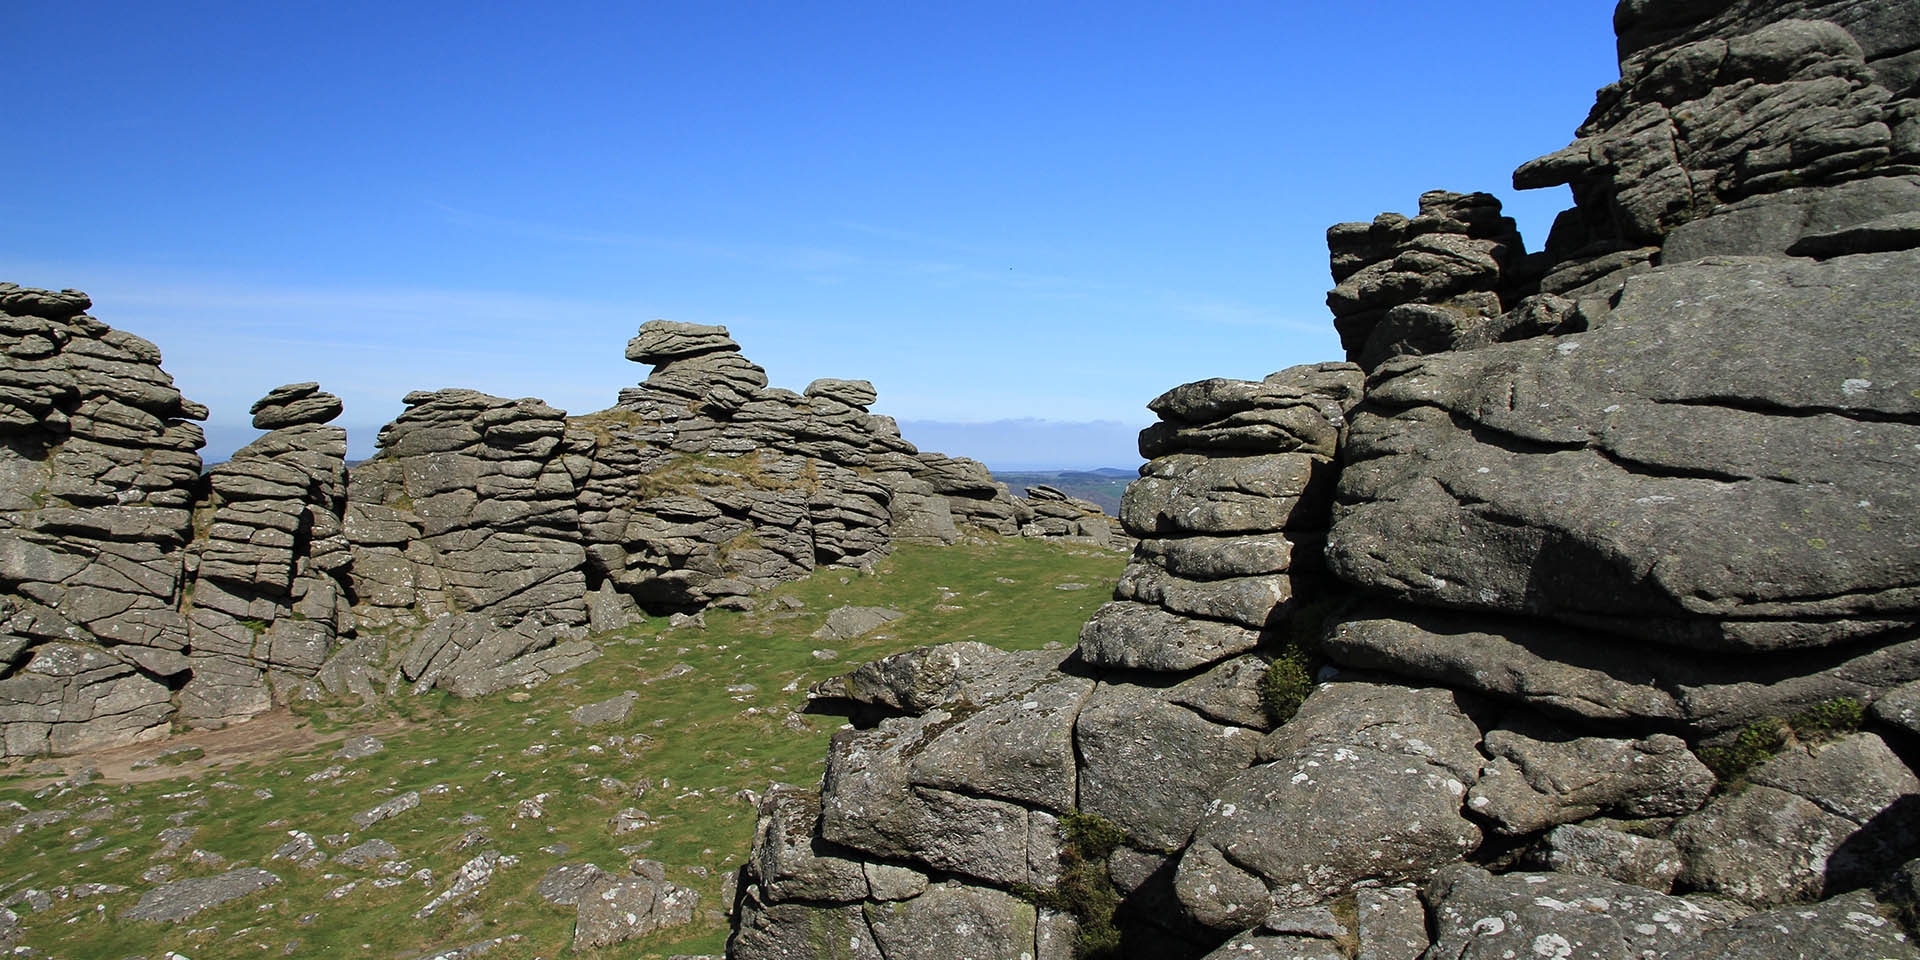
[180, 383, 352, 723]
[0, 296, 1128, 751]
[727, 2, 1920, 958]
[346, 389, 589, 629]
[572, 320, 1125, 612]
[0, 286, 205, 756]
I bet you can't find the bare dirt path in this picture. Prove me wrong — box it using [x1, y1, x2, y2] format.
[2, 709, 415, 788]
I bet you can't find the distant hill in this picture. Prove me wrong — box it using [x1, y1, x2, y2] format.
[993, 467, 1136, 515]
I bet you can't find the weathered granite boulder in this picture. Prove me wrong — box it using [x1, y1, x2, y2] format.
[346, 389, 589, 627]
[1674, 732, 1920, 904]
[182, 384, 352, 724]
[1422, 865, 1738, 960]
[396, 612, 601, 698]
[0, 284, 205, 756]
[1325, 191, 1526, 368]
[121, 868, 281, 922]
[572, 870, 699, 950]
[1664, 889, 1920, 960]
[1466, 717, 1715, 835]
[1081, 363, 1362, 674]
[1326, 251, 1920, 655]
[1174, 681, 1485, 930]
[1530, 823, 1685, 892]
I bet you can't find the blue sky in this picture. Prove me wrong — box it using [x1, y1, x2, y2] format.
[4, 1, 1620, 468]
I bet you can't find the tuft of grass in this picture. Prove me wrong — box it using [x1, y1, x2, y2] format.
[1788, 697, 1863, 743]
[1259, 597, 1337, 727]
[1012, 811, 1125, 960]
[1699, 697, 1864, 791]
[1259, 647, 1313, 726]
[1699, 719, 1789, 786]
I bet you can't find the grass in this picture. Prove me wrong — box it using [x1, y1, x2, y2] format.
[1259, 598, 1335, 726]
[1698, 697, 1866, 789]
[0, 533, 1123, 959]
[1011, 812, 1125, 960]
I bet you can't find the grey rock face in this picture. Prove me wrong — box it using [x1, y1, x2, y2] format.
[1329, 250, 1920, 654]
[728, 885, 885, 960]
[183, 385, 352, 724]
[1074, 681, 1260, 852]
[751, 786, 872, 904]
[1354, 886, 1427, 960]
[1467, 720, 1715, 835]
[1520, 17, 1914, 246]
[1664, 889, 1920, 960]
[250, 381, 343, 429]
[0, 284, 205, 756]
[1674, 732, 1920, 904]
[804, 378, 878, 409]
[1081, 362, 1362, 676]
[397, 613, 601, 698]
[816, 651, 1091, 886]
[807, 640, 1013, 714]
[121, 867, 281, 922]
[572, 873, 699, 949]
[812, 606, 903, 644]
[0, 643, 173, 757]
[1663, 175, 1920, 260]
[1325, 191, 1523, 368]
[1321, 602, 1920, 735]
[1175, 682, 1484, 929]
[537, 863, 612, 906]
[346, 389, 588, 629]
[1531, 823, 1685, 892]
[1875, 679, 1920, 740]
[1423, 865, 1735, 960]
[568, 690, 638, 726]
[862, 882, 1041, 960]
[624, 320, 743, 364]
[351, 790, 421, 828]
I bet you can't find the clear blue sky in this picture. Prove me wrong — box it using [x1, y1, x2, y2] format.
[4, 1, 1620, 468]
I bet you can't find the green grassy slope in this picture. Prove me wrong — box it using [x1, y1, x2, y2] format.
[0, 535, 1124, 959]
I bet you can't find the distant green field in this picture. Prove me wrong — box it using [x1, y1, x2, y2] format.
[0, 534, 1125, 959]
[994, 467, 1137, 515]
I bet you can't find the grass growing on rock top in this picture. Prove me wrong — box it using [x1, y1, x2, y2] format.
[0, 534, 1124, 959]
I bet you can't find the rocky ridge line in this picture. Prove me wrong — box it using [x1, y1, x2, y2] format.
[0, 306, 1129, 754]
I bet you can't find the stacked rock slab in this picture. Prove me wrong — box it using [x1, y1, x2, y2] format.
[574, 321, 1125, 611]
[728, 2, 1920, 958]
[0, 285, 205, 757]
[179, 383, 352, 723]
[728, 364, 1366, 957]
[1082, 362, 1361, 674]
[344, 389, 591, 629]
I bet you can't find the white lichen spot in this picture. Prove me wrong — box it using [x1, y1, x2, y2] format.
[1842, 378, 1872, 396]
[1470, 917, 1507, 936]
[1531, 933, 1574, 958]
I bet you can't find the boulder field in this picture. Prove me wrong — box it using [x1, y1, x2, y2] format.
[0, 301, 1127, 755]
[725, 2, 1920, 958]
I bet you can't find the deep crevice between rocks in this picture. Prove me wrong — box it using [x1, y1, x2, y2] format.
[1654, 393, 1920, 426]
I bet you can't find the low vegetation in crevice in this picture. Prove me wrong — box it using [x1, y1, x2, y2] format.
[1258, 597, 1339, 727]
[1699, 696, 1866, 789]
[1011, 811, 1126, 960]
